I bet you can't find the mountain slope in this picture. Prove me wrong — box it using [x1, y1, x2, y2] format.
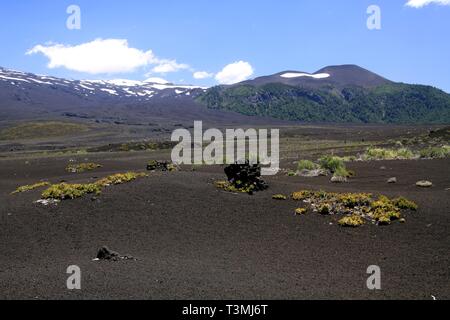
[198, 65, 450, 124]
[0, 67, 280, 126]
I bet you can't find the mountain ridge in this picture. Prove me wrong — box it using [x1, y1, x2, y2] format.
[1, 65, 449, 125]
[198, 64, 450, 124]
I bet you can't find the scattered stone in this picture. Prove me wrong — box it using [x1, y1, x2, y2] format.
[387, 177, 397, 184]
[399, 218, 406, 223]
[331, 175, 348, 183]
[297, 169, 327, 177]
[35, 199, 60, 206]
[95, 246, 135, 261]
[416, 180, 433, 188]
[146, 160, 178, 172]
[380, 166, 387, 170]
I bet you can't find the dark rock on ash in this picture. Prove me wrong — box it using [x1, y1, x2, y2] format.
[95, 246, 135, 261]
[224, 161, 269, 194]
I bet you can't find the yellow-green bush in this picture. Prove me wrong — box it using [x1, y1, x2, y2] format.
[338, 215, 364, 227]
[392, 197, 418, 211]
[292, 190, 313, 201]
[214, 180, 255, 194]
[42, 183, 101, 200]
[11, 182, 50, 194]
[295, 208, 307, 215]
[41, 171, 147, 200]
[272, 194, 287, 200]
[318, 203, 331, 215]
[287, 189, 417, 228]
[96, 172, 148, 187]
[339, 193, 372, 208]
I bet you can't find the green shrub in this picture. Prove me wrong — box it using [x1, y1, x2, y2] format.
[419, 146, 450, 159]
[363, 147, 416, 160]
[272, 194, 287, 200]
[318, 156, 346, 173]
[392, 197, 418, 210]
[333, 166, 350, 178]
[297, 160, 319, 171]
[287, 171, 296, 177]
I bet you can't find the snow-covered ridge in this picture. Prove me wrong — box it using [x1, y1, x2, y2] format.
[0, 67, 207, 100]
[280, 72, 330, 79]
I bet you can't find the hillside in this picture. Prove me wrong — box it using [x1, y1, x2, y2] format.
[198, 65, 450, 124]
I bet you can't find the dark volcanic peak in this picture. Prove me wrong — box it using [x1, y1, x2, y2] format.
[199, 65, 450, 124]
[237, 64, 391, 89]
[315, 64, 391, 88]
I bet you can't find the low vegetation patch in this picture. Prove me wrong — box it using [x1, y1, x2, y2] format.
[359, 145, 449, 161]
[297, 160, 319, 171]
[95, 172, 148, 187]
[293, 156, 352, 179]
[87, 141, 176, 153]
[0, 121, 89, 140]
[11, 182, 50, 194]
[290, 190, 418, 227]
[42, 183, 102, 200]
[338, 215, 365, 227]
[419, 145, 450, 159]
[318, 156, 346, 173]
[40, 172, 147, 200]
[214, 180, 256, 194]
[361, 147, 416, 160]
[66, 162, 102, 173]
[295, 208, 307, 215]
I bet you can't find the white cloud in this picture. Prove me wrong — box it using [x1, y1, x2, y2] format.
[27, 38, 191, 75]
[193, 71, 214, 79]
[215, 61, 254, 85]
[27, 39, 157, 74]
[406, 0, 450, 8]
[151, 60, 189, 73]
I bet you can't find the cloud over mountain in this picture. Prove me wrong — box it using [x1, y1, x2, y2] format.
[215, 61, 254, 85]
[27, 38, 190, 75]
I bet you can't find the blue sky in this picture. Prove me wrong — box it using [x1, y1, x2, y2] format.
[1, 0, 449, 91]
